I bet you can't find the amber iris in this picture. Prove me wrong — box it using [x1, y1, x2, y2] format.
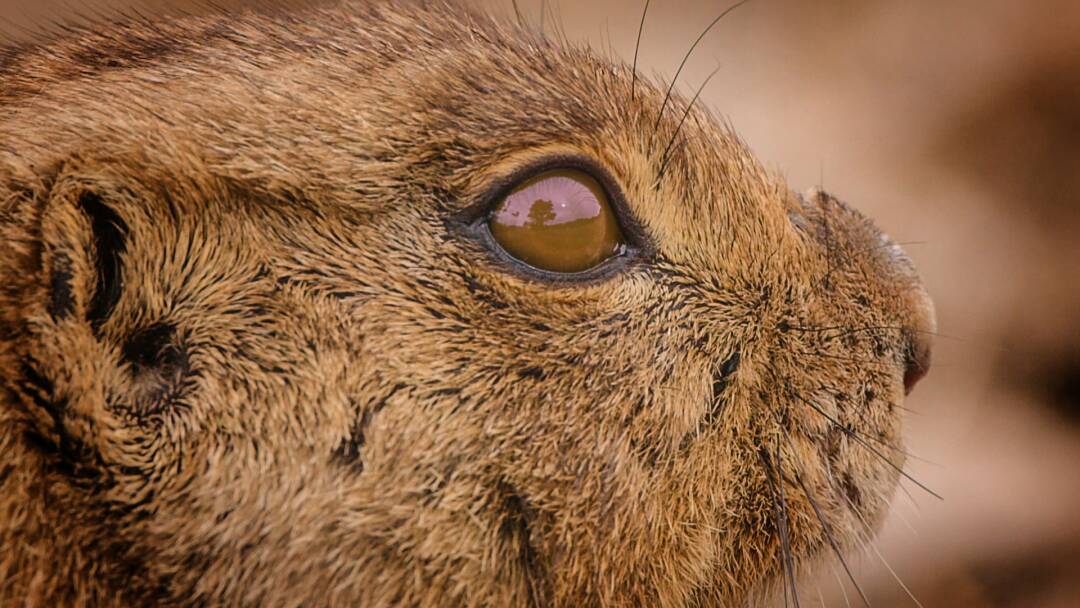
[488, 169, 624, 273]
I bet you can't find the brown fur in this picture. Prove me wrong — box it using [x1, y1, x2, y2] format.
[0, 2, 935, 606]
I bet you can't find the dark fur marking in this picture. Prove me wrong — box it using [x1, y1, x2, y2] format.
[48, 251, 76, 320]
[0, 19, 236, 103]
[332, 383, 407, 472]
[841, 471, 862, 510]
[704, 351, 741, 425]
[517, 366, 545, 380]
[79, 192, 128, 331]
[332, 409, 374, 472]
[122, 323, 183, 370]
[496, 480, 548, 606]
[17, 361, 105, 483]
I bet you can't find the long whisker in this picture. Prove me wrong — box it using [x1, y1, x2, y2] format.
[789, 391, 943, 500]
[650, 0, 751, 146]
[767, 372, 919, 460]
[784, 323, 964, 344]
[768, 403, 859, 608]
[869, 542, 924, 608]
[774, 440, 803, 608]
[829, 560, 854, 608]
[768, 402, 871, 608]
[793, 471, 872, 608]
[791, 349, 898, 372]
[838, 490, 925, 608]
[759, 447, 802, 608]
[655, 64, 723, 186]
[510, 0, 524, 27]
[631, 0, 650, 102]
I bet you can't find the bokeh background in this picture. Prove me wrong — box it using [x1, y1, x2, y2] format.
[4, 1, 1079, 605]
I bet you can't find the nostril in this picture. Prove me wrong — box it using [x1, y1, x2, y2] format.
[903, 332, 933, 395]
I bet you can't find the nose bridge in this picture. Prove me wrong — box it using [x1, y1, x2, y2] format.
[796, 188, 913, 282]
[796, 187, 938, 392]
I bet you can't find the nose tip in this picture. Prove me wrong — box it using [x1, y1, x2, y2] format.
[903, 331, 932, 395]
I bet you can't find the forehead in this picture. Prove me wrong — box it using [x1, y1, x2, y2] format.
[1, 1, 794, 276]
[365, 11, 794, 273]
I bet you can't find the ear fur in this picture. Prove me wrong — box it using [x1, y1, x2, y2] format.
[0, 163, 134, 480]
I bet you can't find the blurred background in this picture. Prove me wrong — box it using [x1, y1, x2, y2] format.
[4, 1, 1079, 605]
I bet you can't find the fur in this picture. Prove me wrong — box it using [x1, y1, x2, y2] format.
[0, 1, 935, 605]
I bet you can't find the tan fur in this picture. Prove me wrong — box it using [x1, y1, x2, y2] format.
[0, 2, 935, 606]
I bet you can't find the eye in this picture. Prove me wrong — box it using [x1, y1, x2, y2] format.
[488, 169, 627, 274]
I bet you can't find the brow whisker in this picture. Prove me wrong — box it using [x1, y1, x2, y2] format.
[650, 0, 751, 147]
[510, 0, 524, 27]
[655, 64, 723, 187]
[631, 0, 650, 102]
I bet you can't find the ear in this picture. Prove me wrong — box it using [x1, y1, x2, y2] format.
[1, 165, 142, 487]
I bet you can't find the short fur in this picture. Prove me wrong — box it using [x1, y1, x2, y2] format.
[0, 2, 935, 606]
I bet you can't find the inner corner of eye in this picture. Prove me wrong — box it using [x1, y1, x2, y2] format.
[487, 169, 626, 274]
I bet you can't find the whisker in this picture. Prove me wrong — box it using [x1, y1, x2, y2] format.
[790, 391, 943, 500]
[890, 500, 919, 536]
[510, 0, 524, 27]
[774, 439, 803, 608]
[767, 374, 920, 461]
[767, 400, 876, 608]
[631, 0, 650, 102]
[785, 324, 904, 339]
[650, 0, 751, 147]
[837, 490, 925, 608]
[655, 64, 723, 186]
[870, 542, 923, 608]
[759, 447, 802, 608]
[851, 240, 929, 256]
[786, 323, 966, 344]
[830, 560, 854, 608]
[793, 471, 872, 608]
[791, 349, 898, 371]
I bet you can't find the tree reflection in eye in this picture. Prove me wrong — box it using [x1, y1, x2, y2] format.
[489, 169, 625, 274]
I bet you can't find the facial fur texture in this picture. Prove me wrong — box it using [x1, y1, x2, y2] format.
[0, 2, 935, 606]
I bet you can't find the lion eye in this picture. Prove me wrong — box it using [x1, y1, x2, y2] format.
[488, 169, 626, 274]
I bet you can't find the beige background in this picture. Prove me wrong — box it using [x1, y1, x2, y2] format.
[4, 1, 1080, 605]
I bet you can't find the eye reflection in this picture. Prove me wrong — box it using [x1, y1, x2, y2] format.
[489, 169, 625, 274]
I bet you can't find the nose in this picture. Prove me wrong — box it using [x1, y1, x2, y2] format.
[903, 331, 932, 395]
